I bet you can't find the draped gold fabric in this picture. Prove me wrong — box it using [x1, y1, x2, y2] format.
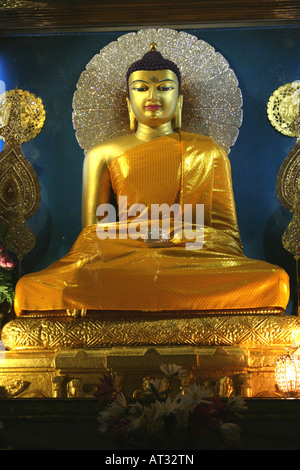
[14, 131, 289, 316]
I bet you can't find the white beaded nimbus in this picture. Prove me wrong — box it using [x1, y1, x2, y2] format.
[72, 28, 243, 155]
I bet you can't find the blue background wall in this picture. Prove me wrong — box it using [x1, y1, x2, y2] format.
[0, 25, 299, 313]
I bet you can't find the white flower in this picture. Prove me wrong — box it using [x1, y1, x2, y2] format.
[129, 402, 165, 435]
[128, 404, 156, 433]
[97, 392, 128, 433]
[128, 401, 144, 416]
[150, 397, 183, 433]
[108, 392, 127, 414]
[152, 396, 179, 417]
[98, 410, 114, 433]
[219, 422, 242, 442]
[160, 363, 188, 377]
[129, 396, 184, 435]
[144, 377, 169, 394]
[179, 383, 211, 413]
[227, 395, 247, 415]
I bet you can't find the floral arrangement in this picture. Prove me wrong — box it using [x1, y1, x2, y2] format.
[95, 363, 247, 450]
[0, 238, 16, 310]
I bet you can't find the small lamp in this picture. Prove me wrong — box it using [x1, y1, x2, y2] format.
[275, 349, 300, 397]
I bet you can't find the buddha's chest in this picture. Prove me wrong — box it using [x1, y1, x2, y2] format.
[111, 152, 182, 206]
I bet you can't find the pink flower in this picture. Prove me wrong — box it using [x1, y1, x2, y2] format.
[188, 403, 219, 436]
[0, 252, 16, 269]
[95, 372, 116, 405]
[107, 416, 130, 442]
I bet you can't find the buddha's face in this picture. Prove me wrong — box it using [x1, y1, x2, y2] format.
[127, 69, 180, 127]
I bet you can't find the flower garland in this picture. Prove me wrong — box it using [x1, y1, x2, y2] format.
[95, 363, 247, 450]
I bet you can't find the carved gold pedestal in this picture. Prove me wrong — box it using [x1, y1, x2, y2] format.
[0, 314, 299, 399]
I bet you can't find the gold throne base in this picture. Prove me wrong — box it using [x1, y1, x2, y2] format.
[0, 311, 299, 399]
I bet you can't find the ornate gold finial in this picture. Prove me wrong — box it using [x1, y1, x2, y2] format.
[0, 88, 45, 269]
[150, 42, 158, 51]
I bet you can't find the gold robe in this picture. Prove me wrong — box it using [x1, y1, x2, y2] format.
[14, 131, 289, 316]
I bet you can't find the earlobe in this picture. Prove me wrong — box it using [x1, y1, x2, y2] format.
[172, 94, 183, 130]
[126, 97, 137, 132]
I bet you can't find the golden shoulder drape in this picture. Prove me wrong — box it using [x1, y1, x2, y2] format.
[14, 132, 289, 316]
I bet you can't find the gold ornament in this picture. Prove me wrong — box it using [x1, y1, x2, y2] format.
[281, 202, 300, 256]
[0, 88, 45, 143]
[267, 82, 300, 137]
[0, 88, 45, 267]
[268, 82, 300, 315]
[1, 312, 296, 351]
[276, 140, 300, 213]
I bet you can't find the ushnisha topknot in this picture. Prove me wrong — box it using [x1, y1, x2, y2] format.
[126, 42, 181, 92]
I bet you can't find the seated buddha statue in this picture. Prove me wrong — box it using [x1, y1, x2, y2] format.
[13, 45, 290, 318]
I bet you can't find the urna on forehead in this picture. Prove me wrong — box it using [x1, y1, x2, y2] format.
[128, 69, 179, 86]
[126, 43, 181, 92]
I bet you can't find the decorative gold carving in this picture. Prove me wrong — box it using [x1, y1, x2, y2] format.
[51, 375, 65, 398]
[2, 315, 300, 351]
[67, 378, 83, 398]
[281, 196, 300, 256]
[238, 374, 252, 397]
[0, 343, 293, 398]
[66, 308, 87, 318]
[0, 89, 45, 265]
[0, 379, 30, 397]
[267, 82, 300, 216]
[277, 139, 300, 214]
[267, 82, 300, 137]
[268, 83, 300, 261]
[0, 89, 45, 143]
[0, 1, 47, 9]
[216, 376, 234, 397]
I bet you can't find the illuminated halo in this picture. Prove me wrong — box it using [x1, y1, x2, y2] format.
[72, 28, 243, 155]
[267, 81, 300, 137]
